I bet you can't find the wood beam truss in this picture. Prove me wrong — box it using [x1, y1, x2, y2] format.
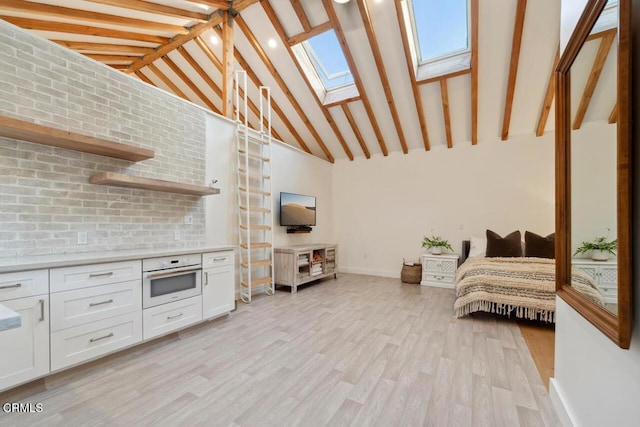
[440, 80, 453, 148]
[222, 11, 234, 118]
[609, 103, 618, 124]
[536, 45, 560, 137]
[146, 63, 189, 99]
[290, 0, 312, 32]
[161, 56, 219, 113]
[418, 69, 471, 86]
[340, 104, 370, 159]
[134, 70, 155, 85]
[471, 0, 479, 145]
[52, 41, 155, 55]
[287, 22, 333, 46]
[501, 0, 527, 141]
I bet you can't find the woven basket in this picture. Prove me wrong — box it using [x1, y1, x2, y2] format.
[401, 260, 422, 284]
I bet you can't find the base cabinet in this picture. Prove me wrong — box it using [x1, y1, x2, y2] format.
[0, 296, 50, 391]
[202, 251, 235, 320]
[572, 259, 618, 304]
[274, 244, 337, 293]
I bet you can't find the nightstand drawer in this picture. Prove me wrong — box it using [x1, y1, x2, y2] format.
[424, 259, 457, 274]
[422, 274, 455, 285]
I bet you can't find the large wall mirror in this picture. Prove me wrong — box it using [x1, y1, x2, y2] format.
[556, 0, 632, 348]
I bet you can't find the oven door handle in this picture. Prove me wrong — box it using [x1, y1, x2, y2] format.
[144, 268, 201, 280]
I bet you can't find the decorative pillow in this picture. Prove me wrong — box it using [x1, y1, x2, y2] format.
[525, 231, 555, 259]
[485, 230, 523, 257]
[468, 235, 487, 258]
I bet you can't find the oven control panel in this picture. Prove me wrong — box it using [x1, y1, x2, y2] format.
[143, 254, 201, 272]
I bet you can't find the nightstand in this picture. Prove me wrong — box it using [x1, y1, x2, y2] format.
[420, 253, 460, 288]
[571, 258, 618, 304]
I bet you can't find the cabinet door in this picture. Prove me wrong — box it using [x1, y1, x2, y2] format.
[599, 266, 618, 289]
[202, 265, 235, 320]
[0, 296, 50, 391]
[575, 264, 598, 282]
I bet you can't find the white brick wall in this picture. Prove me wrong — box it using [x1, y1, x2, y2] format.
[0, 20, 211, 257]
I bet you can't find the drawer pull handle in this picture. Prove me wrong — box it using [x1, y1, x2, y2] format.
[90, 333, 114, 343]
[213, 257, 226, 261]
[89, 272, 114, 278]
[89, 299, 114, 307]
[204, 272, 209, 286]
[39, 299, 45, 322]
[167, 312, 184, 320]
[0, 283, 22, 290]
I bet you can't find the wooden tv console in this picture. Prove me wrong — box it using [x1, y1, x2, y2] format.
[274, 244, 337, 293]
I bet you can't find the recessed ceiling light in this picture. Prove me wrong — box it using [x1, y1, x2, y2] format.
[268, 39, 277, 49]
[334, 0, 350, 3]
[210, 35, 219, 45]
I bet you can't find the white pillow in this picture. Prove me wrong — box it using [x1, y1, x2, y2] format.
[468, 236, 486, 258]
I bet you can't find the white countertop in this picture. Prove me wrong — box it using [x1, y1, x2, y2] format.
[0, 245, 236, 273]
[0, 304, 21, 332]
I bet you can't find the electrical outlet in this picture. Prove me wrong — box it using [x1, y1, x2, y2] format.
[77, 232, 88, 245]
[174, 230, 181, 241]
[184, 215, 193, 225]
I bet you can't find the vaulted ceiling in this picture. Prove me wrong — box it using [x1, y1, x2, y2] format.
[0, 0, 618, 163]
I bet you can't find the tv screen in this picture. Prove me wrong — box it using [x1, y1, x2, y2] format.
[280, 192, 316, 226]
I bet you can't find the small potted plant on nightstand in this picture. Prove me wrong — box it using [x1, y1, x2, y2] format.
[574, 235, 617, 261]
[422, 235, 454, 255]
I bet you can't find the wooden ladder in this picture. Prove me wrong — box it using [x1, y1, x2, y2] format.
[235, 71, 275, 303]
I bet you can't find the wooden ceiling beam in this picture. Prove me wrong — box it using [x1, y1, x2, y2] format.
[501, 0, 528, 141]
[0, 0, 189, 35]
[340, 104, 370, 159]
[323, 95, 361, 109]
[194, 36, 223, 69]
[161, 56, 219, 113]
[356, 0, 407, 154]
[186, 0, 229, 9]
[536, 45, 560, 137]
[287, 22, 332, 46]
[609, 103, 618, 124]
[291, 0, 312, 32]
[235, 15, 336, 162]
[440, 80, 453, 148]
[322, 0, 387, 156]
[86, 54, 140, 64]
[587, 27, 617, 41]
[393, 0, 430, 150]
[222, 11, 234, 118]
[418, 69, 471, 86]
[134, 70, 155, 85]
[471, 0, 479, 145]
[109, 64, 128, 70]
[146, 63, 189, 100]
[572, 34, 615, 130]
[83, 0, 208, 22]
[0, 16, 170, 45]
[52, 41, 155, 55]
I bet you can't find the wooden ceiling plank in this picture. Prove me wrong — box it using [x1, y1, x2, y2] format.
[291, 0, 312, 32]
[471, 0, 479, 145]
[262, 1, 351, 161]
[0, 0, 189, 35]
[572, 34, 615, 130]
[0, 16, 170, 44]
[222, 11, 234, 118]
[340, 104, 370, 159]
[392, 0, 430, 150]
[536, 45, 560, 137]
[287, 22, 332, 46]
[418, 69, 471, 85]
[440, 80, 453, 149]
[356, 0, 408, 154]
[146, 63, 190, 100]
[83, 0, 208, 22]
[161, 56, 220, 113]
[235, 15, 337, 162]
[52, 41, 155, 54]
[609, 103, 618, 124]
[322, 0, 387, 156]
[134, 70, 155, 85]
[501, 0, 528, 141]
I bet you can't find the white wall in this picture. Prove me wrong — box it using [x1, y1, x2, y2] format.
[333, 134, 555, 277]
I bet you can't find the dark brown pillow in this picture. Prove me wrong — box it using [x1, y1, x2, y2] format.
[486, 230, 522, 257]
[525, 231, 555, 259]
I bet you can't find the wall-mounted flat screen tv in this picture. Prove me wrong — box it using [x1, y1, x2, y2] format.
[280, 192, 316, 227]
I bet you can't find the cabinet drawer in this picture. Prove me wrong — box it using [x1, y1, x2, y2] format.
[202, 251, 234, 268]
[50, 280, 142, 332]
[51, 260, 141, 293]
[422, 274, 455, 285]
[143, 295, 202, 340]
[424, 259, 457, 275]
[50, 312, 142, 371]
[0, 270, 48, 302]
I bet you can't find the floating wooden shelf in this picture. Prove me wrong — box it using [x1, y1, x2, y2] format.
[89, 172, 220, 196]
[0, 115, 154, 162]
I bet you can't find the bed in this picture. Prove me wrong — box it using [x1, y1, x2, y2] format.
[454, 240, 605, 322]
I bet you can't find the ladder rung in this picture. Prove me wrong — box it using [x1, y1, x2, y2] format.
[241, 259, 272, 268]
[239, 169, 271, 179]
[240, 187, 271, 196]
[241, 243, 272, 249]
[241, 276, 273, 287]
[238, 149, 270, 162]
[240, 206, 271, 213]
[240, 225, 272, 230]
[237, 130, 269, 144]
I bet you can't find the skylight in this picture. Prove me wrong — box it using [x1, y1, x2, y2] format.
[302, 30, 354, 90]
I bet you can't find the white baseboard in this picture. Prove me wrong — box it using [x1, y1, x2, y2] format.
[549, 378, 576, 427]
[338, 267, 400, 279]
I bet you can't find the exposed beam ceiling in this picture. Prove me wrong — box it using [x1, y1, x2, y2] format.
[501, 0, 527, 141]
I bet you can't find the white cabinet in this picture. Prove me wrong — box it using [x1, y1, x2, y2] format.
[202, 250, 235, 320]
[143, 295, 202, 340]
[420, 253, 460, 288]
[0, 269, 50, 392]
[274, 244, 338, 293]
[572, 259, 618, 304]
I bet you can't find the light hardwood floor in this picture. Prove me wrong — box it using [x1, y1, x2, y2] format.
[0, 274, 559, 426]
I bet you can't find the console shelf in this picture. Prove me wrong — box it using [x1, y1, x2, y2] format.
[274, 244, 337, 293]
[89, 172, 220, 196]
[0, 115, 154, 162]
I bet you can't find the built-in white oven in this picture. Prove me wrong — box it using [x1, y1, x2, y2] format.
[142, 254, 201, 309]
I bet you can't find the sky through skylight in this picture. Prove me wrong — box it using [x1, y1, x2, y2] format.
[303, 30, 354, 90]
[411, 0, 469, 62]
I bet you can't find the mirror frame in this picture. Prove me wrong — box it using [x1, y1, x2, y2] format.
[556, 0, 632, 348]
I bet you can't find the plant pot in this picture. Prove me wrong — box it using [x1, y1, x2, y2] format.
[591, 250, 610, 261]
[430, 247, 443, 255]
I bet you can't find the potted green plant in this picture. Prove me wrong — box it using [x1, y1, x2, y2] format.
[574, 235, 617, 261]
[421, 235, 453, 255]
